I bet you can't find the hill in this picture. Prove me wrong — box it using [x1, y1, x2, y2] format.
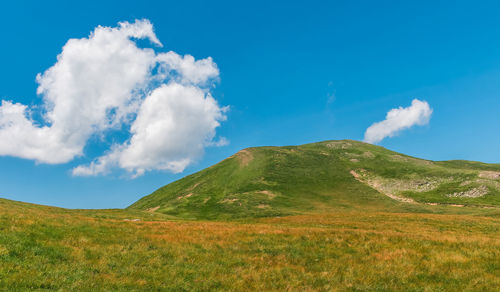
[129, 140, 500, 219]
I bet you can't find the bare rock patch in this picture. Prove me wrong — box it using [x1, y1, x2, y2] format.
[177, 193, 193, 200]
[235, 149, 253, 166]
[447, 185, 489, 198]
[146, 206, 160, 212]
[326, 141, 352, 149]
[479, 171, 500, 179]
[257, 190, 277, 199]
[221, 198, 239, 204]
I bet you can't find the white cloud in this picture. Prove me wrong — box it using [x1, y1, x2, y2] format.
[0, 19, 227, 177]
[73, 83, 228, 177]
[364, 99, 432, 144]
[156, 52, 219, 85]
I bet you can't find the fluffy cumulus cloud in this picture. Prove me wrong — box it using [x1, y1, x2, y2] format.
[73, 83, 227, 177]
[0, 20, 227, 177]
[364, 99, 432, 144]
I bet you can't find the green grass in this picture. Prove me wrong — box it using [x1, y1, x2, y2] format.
[130, 140, 500, 219]
[0, 198, 499, 291]
[1, 140, 500, 290]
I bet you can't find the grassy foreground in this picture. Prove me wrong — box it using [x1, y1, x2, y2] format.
[2, 140, 500, 290]
[1, 198, 499, 291]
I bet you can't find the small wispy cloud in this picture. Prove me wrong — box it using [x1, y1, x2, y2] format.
[326, 81, 336, 105]
[364, 99, 433, 144]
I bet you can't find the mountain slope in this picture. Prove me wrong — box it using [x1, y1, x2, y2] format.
[129, 140, 500, 219]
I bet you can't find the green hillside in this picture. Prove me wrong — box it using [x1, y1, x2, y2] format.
[129, 140, 500, 219]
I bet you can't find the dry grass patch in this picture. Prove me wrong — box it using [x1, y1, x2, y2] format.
[1, 199, 499, 291]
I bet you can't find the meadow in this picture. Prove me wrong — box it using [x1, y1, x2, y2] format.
[0, 198, 499, 291]
[2, 140, 500, 290]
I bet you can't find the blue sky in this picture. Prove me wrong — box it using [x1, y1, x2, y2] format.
[0, 0, 499, 208]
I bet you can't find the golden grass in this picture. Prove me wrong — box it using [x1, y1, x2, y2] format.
[0, 200, 499, 291]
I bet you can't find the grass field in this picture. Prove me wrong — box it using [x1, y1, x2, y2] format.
[0, 198, 499, 291]
[1, 140, 500, 290]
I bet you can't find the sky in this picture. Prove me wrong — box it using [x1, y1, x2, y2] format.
[0, 0, 499, 209]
